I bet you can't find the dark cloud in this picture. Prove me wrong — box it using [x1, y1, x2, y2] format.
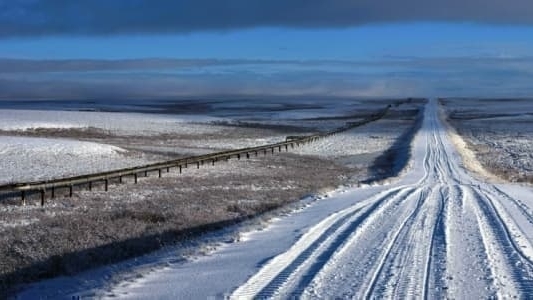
[1, 0, 533, 37]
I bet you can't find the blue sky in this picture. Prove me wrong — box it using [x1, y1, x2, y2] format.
[2, 23, 532, 60]
[1, 1, 533, 99]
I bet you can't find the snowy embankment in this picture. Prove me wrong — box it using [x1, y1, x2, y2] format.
[17, 99, 533, 299]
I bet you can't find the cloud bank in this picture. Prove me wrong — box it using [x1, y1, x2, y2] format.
[1, 0, 533, 37]
[1, 57, 533, 99]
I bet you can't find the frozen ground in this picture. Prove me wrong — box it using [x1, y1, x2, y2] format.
[0, 110, 300, 184]
[0, 109, 229, 184]
[0, 100, 403, 184]
[0, 109, 226, 135]
[441, 98, 533, 183]
[1, 99, 423, 296]
[15, 99, 533, 299]
[0, 136, 150, 184]
[293, 117, 417, 173]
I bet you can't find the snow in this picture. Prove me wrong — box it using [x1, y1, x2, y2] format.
[442, 98, 533, 183]
[292, 119, 411, 158]
[0, 136, 147, 184]
[0, 108, 286, 184]
[0, 109, 226, 136]
[15, 99, 533, 299]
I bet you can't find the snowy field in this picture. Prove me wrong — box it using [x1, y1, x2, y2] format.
[0, 136, 147, 184]
[0, 99, 395, 184]
[0, 98, 423, 296]
[441, 98, 533, 183]
[0, 109, 225, 135]
[0, 109, 227, 184]
[14, 99, 533, 299]
[292, 116, 418, 172]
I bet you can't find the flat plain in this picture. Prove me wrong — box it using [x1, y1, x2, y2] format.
[10, 98, 533, 299]
[0, 98, 423, 296]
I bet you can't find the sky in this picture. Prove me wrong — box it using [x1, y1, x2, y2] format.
[1, 0, 533, 100]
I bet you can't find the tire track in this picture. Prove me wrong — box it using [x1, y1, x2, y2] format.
[299, 187, 425, 299]
[472, 188, 533, 296]
[424, 185, 447, 299]
[231, 186, 416, 299]
[228, 99, 533, 298]
[363, 185, 433, 298]
[466, 186, 531, 297]
[444, 185, 496, 298]
[489, 185, 533, 226]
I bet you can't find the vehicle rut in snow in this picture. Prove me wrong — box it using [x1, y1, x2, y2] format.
[231, 99, 533, 299]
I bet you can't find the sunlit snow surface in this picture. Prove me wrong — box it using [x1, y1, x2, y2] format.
[0, 109, 235, 183]
[0, 136, 140, 184]
[0, 101, 391, 184]
[15, 100, 533, 299]
[0, 109, 225, 135]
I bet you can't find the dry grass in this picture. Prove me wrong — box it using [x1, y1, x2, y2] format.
[0, 153, 350, 295]
[441, 99, 533, 184]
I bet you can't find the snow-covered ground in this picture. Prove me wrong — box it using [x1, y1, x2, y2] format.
[292, 118, 415, 173]
[0, 109, 228, 136]
[0, 109, 232, 184]
[0, 109, 287, 184]
[0, 136, 149, 184]
[15, 100, 533, 298]
[0, 101, 398, 184]
[442, 98, 533, 183]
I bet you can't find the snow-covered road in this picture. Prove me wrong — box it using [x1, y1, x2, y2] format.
[230, 100, 533, 299]
[17, 99, 533, 299]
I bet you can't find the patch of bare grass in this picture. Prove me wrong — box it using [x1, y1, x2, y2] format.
[0, 153, 349, 295]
